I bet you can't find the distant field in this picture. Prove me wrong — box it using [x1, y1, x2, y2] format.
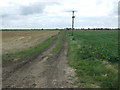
[66, 30, 118, 88]
[2, 31, 59, 54]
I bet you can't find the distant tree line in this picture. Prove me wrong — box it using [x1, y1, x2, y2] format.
[1, 29, 45, 31]
[65, 28, 120, 30]
[1, 28, 62, 31]
[1, 28, 120, 31]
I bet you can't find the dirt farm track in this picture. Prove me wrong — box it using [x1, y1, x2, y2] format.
[2, 31, 77, 88]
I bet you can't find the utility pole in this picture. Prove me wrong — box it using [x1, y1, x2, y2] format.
[72, 11, 75, 36]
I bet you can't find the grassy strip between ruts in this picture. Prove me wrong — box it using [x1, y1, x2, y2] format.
[51, 31, 65, 55]
[2, 34, 58, 62]
[66, 30, 118, 88]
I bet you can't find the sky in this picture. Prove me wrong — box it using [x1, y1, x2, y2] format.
[0, 0, 119, 29]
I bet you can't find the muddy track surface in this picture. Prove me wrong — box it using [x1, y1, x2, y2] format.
[3, 39, 77, 88]
[2, 39, 58, 80]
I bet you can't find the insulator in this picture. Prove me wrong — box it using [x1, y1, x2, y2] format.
[72, 16, 75, 18]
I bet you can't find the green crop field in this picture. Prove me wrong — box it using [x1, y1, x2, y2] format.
[65, 30, 118, 88]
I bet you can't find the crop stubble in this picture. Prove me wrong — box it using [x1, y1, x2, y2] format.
[2, 31, 59, 54]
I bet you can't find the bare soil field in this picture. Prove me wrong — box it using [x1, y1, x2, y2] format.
[2, 31, 59, 54]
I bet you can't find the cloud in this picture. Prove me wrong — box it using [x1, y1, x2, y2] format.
[1, 14, 9, 18]
[0, 2, 21, 19]
[21, 4, 45, 15]
[0, 1, 59, 17]
[0, 0, 118, 29]
[20, 2, 59, 15]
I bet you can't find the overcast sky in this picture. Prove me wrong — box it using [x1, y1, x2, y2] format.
[0, 0, 119, 29]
